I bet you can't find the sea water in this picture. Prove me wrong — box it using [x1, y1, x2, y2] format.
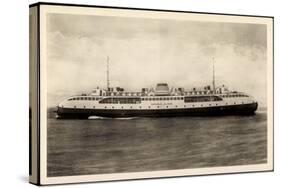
[47, 111, 267, 177]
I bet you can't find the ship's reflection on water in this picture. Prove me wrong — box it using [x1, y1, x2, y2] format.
[47, 111, 267, 177]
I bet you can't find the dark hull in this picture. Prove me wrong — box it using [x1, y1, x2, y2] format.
[56, 102, 258, 119]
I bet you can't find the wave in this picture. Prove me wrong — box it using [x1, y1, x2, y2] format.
[255, 110, 267, 114]
[88, 116, 138, 120]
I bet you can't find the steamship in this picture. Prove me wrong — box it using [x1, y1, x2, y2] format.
[56, 59, 258, 119]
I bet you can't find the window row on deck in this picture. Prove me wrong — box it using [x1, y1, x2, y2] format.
[141, 97, 184, 101]
[99, 97, 141, 104]
[98, 96, 223, 104]
[68, 97, 102, 101]
[184, 96, 223, 103]
[68, 96, 186, 103]
[221, 94, 249, 98]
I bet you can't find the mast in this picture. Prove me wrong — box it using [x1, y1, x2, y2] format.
[212, 57, 216, 93]
[107, 56, 110, 91]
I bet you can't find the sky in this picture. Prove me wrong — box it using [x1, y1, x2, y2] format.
[46, 13, 268, 107]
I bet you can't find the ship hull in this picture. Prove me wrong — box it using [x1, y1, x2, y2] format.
[56, 102, 258, 119]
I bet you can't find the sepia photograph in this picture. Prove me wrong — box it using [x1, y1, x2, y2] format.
[29, 3, 273, 185]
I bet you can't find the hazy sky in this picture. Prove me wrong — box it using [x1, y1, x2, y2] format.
[46, 13, 267, 107]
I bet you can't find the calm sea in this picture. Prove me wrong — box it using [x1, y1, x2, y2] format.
[47, 111, 267, 177]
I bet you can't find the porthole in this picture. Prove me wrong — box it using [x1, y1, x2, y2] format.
[112, 106, 114, 109]
[121, 106, 123, 109]
[201, 104, 203, 107]
[93, 106, 95, 108]
[74, 106, 76, 108]
[105, 106, 107, 109]
[130, 106, 133, 109]
[157, 106, 159, 108]
[166, 106, 168, 108]
[84, 106, 86, 108]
